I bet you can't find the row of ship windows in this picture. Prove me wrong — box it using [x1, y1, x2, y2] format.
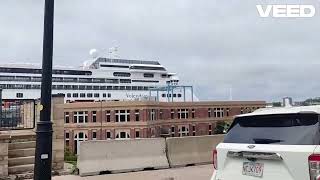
[162, 93, 182, 98]
[96, 58, 161, 65]
[0, 75, 160, 84]
[15, 92, 182, 99]
[100, 64, 166, 71]
[0, 67, 169, 76]
[66, 93, 183, 99]
[0, 67, 92, 75]
[66, 93, 112, 98]
[113, 72, 168, 78]
[0, 84, 156, 90]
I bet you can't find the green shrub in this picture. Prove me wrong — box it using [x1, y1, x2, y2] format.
[214, 121, 230, 134]
[64, 148, 77, 162]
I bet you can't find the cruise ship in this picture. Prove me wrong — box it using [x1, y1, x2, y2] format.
[0, 55, 197, 102]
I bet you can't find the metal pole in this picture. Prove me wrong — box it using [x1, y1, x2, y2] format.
[156, 90, 159, 102]
[171, 87, 174, 102]
[183, 86, 186, 102]
[0, 89, 2, 116]
[191, 86, 194, 102]
[167, 85, 170, 102]
[34, 0, 54, 179]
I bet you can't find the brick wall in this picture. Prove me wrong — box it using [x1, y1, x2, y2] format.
[0, 135, 9, 177]
[63, 101, 266, 153]
[49, 96, 65, 170]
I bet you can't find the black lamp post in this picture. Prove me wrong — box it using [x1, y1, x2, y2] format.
[34, 0, 54, 179]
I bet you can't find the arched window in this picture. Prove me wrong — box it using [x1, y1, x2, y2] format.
[74, 131, 88, 154]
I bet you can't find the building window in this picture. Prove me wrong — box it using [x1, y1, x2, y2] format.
[92, 130, 97, 140]
[115, 131, 130, 139]
[150, 109, 156, 121]
[209, 124, 212, 135]
[16, 93, 23, 98]
[178, 125, 189, 137]
[135, 110, 140, 121]
[103, 93, 107, 98]
[106, 110, 111, 122]
[94, 93, 99, 98]
[171, 126, 175, 137]
[65, 132, 70, 147]
[67, 93, 71, 98]
[178, 109, 189, 119]
[135, 130, 140, 138]
[208, 108, 212, 117]
[178, 94, 182, 98]
[151, 128, 156, 138]
[171, 109, 175, 119]
[92, 111, 97, 122]
[80, 93, 86, 98]
[159, 110, 163, 119]
[87, 93, 93, 98]
[108, 93, 111, 98]
[106, 131, 112, 140]
[192, 125, 196, 136]
[115, 110, 130, 122]
[73, 111, 88, 123]
[191, 109, 195, 118]
[64, 112, 69, 123]
[226, 108, 230, 116]
[213, 108, 224, 118]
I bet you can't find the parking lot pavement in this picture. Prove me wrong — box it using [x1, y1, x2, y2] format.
[53, 164, 213, 180]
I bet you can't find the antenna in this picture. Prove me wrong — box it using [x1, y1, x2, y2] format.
[108, 46, 120, 59]
[229, 87, 233, 100]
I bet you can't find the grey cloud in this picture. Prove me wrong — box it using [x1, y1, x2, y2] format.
[0, 0, 320, 102]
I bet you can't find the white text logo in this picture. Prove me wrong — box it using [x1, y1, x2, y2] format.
[256, 5, 315, 18]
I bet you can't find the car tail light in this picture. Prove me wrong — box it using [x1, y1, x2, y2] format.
[213, 149, 218, 170]
[309, 154, 320, 180]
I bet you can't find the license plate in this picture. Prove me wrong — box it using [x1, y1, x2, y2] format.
[242, 162, 264, 177]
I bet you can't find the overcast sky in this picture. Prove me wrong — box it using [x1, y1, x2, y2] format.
[1, 0, 320, 102]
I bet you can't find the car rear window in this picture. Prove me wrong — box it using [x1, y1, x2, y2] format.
[224, 113, 320, 145]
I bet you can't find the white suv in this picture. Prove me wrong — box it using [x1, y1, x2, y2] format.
[211, 105, 320, 180]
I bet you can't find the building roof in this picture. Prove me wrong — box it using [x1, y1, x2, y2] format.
[62, 100, 266, 109]
[237, 105, 320, 117]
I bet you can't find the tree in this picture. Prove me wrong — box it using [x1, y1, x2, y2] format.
[214, 121, 230, 134]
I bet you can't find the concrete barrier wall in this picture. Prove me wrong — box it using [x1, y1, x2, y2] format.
[78, 138, 169, 176]
[166, 135, 225, 167]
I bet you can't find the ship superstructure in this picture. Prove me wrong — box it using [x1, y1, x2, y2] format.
[0, 57, 197, 102]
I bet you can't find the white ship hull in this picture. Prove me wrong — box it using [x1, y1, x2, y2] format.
[1, 88, 197, 102]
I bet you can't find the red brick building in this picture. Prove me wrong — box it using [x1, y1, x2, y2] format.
[63, 101, 266, 153]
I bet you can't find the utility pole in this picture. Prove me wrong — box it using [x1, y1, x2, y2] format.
[34, 0, 54, 179]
